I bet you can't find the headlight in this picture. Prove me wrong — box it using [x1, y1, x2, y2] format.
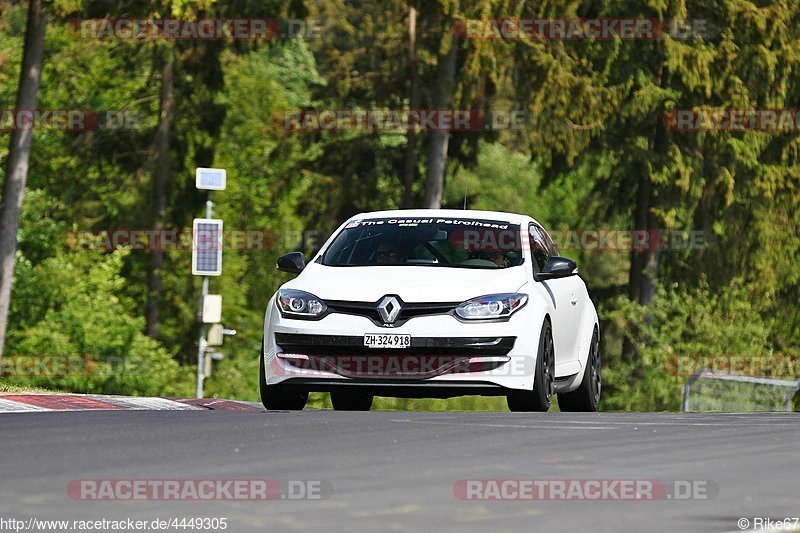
[455, 293, 528, 320]
[276, 289, 327, 318]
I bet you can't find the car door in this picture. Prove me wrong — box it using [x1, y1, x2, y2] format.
[529, 223, 582, 371]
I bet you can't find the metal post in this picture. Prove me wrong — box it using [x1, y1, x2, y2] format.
[681, 382, 690, 412]
[195, 192, 213, 398]
[784, 380, 800, 412]
[682, 368, 705, 413]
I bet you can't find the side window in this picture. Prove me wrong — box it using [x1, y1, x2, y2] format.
[540, 226, 558, 256]
[528, 223, 549, 271]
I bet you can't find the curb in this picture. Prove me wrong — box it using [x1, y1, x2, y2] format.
[0, 394, 262, 413]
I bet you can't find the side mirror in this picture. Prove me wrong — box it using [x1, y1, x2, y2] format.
[277, 252, 305, 274]
[535, 256, 577, 281]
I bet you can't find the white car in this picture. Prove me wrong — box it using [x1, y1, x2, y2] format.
[261, 209, 600, 412]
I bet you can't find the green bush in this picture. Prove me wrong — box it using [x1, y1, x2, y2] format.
[5, 212, 193, 397]
[601, 279, 779, 411]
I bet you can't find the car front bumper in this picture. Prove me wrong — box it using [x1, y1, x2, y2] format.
[263, 299, 539, 393]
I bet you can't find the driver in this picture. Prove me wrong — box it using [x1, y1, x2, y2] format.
[376, 242, 402, 264]
[467, 250, 508, 267]
[482, 251, 508, 267]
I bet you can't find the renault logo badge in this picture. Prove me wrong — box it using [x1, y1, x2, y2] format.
[377, 295, 402, 324]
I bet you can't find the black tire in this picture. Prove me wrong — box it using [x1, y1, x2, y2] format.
[330, 391, 374, 411]
[507, 319, 555, 412]
[558, 328, 601, 412]
[260, 339, 308, 410]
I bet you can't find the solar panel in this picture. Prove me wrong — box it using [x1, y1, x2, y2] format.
[195, 167, 226, 190]
[192, 219, 223, 276]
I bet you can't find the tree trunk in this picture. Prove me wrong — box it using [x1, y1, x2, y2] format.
[422, 3, 459, 209]
[401, 4, 419, 209]
[0, 0, 47, 358]
[627, 172, 652, 303]
[622, 62, 666, 365]
[146, 53, 175, 339]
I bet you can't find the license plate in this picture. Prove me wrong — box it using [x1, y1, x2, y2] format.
[363, 334, 411, 349]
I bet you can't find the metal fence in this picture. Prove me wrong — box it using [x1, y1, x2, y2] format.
[682, 370, 800, 412]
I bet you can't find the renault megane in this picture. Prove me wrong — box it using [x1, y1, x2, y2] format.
[260, 209, 600, 412]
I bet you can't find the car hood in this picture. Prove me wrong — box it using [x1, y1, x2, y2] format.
[282, 263, 527, 302]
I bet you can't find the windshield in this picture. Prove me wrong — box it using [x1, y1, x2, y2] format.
[322, 217, 524, 269]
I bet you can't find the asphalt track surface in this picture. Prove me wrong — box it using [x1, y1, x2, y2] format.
[1, 410, 799, 532]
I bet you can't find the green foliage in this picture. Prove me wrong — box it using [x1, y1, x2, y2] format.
[1, 1, 798, 412]
[6, 245, 194, 396]
[601, 279, 781, 411]
[4, 191, 193, 396]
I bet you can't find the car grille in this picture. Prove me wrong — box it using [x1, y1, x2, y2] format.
[275, 334, 516, 378]
[324, 300, 458, 326]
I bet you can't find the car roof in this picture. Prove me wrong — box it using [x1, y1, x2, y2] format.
[350, 209, 540, 227]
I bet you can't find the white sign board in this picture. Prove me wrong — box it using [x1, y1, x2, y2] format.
[202, 294, 223, 324]
[196, 167, 227, 190]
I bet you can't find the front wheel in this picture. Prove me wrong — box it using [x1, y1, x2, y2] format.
[507, 319, 554, 412]
[260, 339, 308, 410]
[558, 328, 601, 412]
[330, 391, 374, 411]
